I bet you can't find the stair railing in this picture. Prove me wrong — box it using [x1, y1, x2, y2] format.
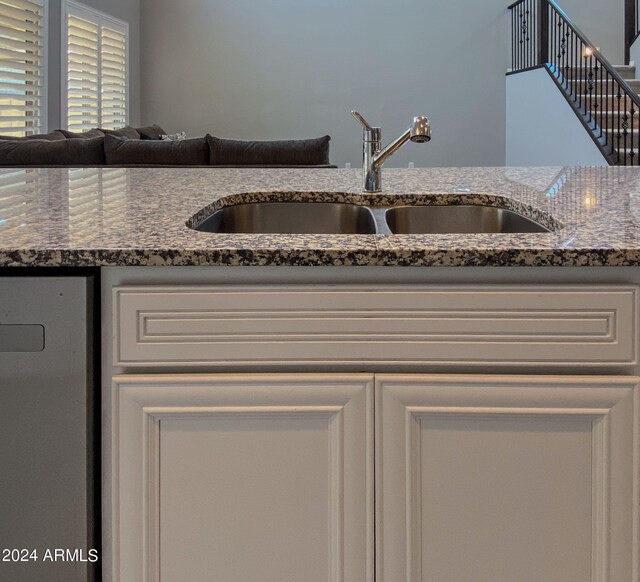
[509, 0, 640, 165]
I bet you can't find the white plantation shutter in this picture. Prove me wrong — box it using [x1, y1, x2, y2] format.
[0, 0, 46, 136]
[100, 27, 127, 129]
[63, 1, 128, 131]
[66, 14, 99, 131]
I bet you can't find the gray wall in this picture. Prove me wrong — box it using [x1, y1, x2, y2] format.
[139, 0, 622, 168]
[563, 0, 624, 65]
[506, 68, 608, 166]
[47, 0, 141, 130]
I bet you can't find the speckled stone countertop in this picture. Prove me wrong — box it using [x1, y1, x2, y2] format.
[1, 165, 640, 267]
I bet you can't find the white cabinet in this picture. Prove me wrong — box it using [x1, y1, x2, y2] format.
[112, 374, 374, 582]
[108, 282, 640, 582]
[376, 374, 639, 582]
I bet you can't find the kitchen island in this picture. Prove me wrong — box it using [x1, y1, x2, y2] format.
[1, 166, 639, 582]
[0, 165, 639, 266]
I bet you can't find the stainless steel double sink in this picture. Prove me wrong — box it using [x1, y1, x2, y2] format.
[192, 201, 553, 235]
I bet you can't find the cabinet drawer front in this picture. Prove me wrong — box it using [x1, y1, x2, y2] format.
[114, 285, 638, 367]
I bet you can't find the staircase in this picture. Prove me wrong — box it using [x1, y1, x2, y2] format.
[565, 64, 640, 164]
[509, 0, 640, 166]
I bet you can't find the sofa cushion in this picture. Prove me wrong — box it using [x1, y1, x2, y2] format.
[0, 130, 66, 141]
[100, 126, 141, 139]
[0, 137, 106, 166]
[207, 134, 331, 166]
[136, 124, 166, 140]
[59, 129, 106, 139]
[103, 134, 209, 165]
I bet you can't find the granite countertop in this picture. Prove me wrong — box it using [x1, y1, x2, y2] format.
[0, 165, 639, 267]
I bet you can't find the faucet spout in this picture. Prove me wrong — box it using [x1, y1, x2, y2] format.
[372, 129, 412, 170]
[352, 111, 431, 192]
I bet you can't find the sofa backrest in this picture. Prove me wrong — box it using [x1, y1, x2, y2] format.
[0, 128, 336, 168]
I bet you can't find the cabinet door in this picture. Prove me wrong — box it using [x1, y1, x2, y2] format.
[376, 375, 639, 582]
[113, 374, 373, 582]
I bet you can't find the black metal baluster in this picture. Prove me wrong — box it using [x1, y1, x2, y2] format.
[624, 94, 629, 165]
[557, 13, 563, 74]
[589, 53, 593, 121]
[605, 71, 610, 147]
[570, 23, 575, 95]
[533, 0, 537, 66]
[521, 2, 524, 70]
[527, 0, 536, 67]
[553, 10, 560, 74]
[518, 3, 523, 70]
[526, 0, 531, 67]
[586, 48, 591, 120]
[524, 1, 527, 67]
[560, 18, 565, 82]
[617, 83, 622, 164]
[517, 2, 520, 70]
[514, 6, 517, 69]
[576, 40, 584, 111]
[564, 25, 571, 88]
[593, 55, 597, 127]
[552, 7, 556, 71]
[567, 25, 572, 89]
[528, 0, 532, 67]
[552, 5, 556, 71]
[631, 103, 636, 165]
[574, 29, 579, 103]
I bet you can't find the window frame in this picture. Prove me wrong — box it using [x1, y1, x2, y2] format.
[0, 0, 49, 136]
[61, 0, 129, 131]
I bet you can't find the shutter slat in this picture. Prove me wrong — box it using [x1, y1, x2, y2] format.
[0, 34, 39, 52]
[0, 69, 42, 82]
[68, 58, 99, 71]
[0, 24, 42, 42]
[0, 2, 41, 22]
[0, 114, 37, 122]
[1, 0, 43, 13]
[0, 96, 42, 104]
[0, 14, 40, 33]
[0, 79, 42, 91]
[68, 37, 98, 50]
[68, 15, 99, 35]
[0, 48, 42, 63]
[0, 104, 41, 112]
[67, 45, 98, 64]
[0, 59, 41, 71]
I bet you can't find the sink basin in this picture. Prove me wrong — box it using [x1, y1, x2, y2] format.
[194, 202, 377, 234]
[384, 205, 551, 234]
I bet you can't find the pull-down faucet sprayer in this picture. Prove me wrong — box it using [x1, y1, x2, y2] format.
[351, 110, 431, 192]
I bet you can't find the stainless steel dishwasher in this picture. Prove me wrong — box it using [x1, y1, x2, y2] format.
[0, 276, 98, 582]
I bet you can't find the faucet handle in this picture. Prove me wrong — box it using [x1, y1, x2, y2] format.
[351, 110, 381, 142]
[351, 110, 374, 130]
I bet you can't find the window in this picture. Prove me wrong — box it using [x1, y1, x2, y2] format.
[62, 1, 128, 131]
[0, 0, 47, 137]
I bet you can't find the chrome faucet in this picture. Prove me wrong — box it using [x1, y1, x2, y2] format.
[351, 110, 431, 192]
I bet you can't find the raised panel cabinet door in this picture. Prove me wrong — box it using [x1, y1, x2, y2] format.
[113, 374, 374, 582]
[376, 374, 639, 582]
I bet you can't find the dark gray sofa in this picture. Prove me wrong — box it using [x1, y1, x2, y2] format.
[0, 125, 336, 168]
